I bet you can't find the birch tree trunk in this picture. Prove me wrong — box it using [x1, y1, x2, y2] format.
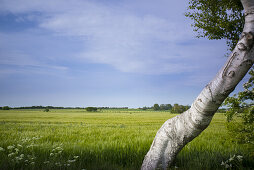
[141, 0, 254, 169]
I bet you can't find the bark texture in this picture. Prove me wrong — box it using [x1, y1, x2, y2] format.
[141, 0, 254, 169]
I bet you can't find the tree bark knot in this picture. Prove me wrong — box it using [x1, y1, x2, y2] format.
[245, 9, 254, 16]
[238, 32, 254, 51]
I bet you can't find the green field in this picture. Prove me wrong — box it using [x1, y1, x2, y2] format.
[0, 109, 253, 169]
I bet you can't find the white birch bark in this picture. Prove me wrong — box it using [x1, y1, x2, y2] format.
[141, 0, 254, 169]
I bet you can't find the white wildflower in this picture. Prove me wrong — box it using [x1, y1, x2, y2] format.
[7, 145, 14, 150]
[74, 156, 79, 159]
[44, 161, 50, 164]
[67, 159, 76, 163]
[55, 147, 63, 151]
[17, 144, 23, 148]
[14, 148, 19, 153]
[225, 164, 230, 169]
[30, 162, 35, 165]
[236, 155, 243, 161]
[0, 147, 5, 152]
[55, 162, 61, 166]
[15, 156, 22, 161]
[50, 153, 54, 156]
[229, 155, 235, 162]
[8, 153, 15, 157]
[30, 156, 36, 160]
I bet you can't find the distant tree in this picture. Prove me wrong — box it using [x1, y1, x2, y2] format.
[153, 104, 160, 111]
[172, 103, 180, 113]
[159, 104, 166, 110]
[141, 106, 148, 110]
[165, 104, 172, 110]
[43, 108, 50, 112]
[171, 104, 190, 113]
[2, 106, 10, 110]
[85, 107, 98, 112]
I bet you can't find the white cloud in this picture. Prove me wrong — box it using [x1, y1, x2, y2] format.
[0, 0, 227, 75]
[37, 2, 194, 74]
[0, 0, 197, 74]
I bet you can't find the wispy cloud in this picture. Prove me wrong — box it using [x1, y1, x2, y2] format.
[0, 0, 197, 74]
[0, 31, 68, 76]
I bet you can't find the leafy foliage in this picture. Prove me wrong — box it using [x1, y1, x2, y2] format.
[185, 0, 244, 51]
[223, 68, 254, 147]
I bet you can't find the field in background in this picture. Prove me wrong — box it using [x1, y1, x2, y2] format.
[0, 109, 253, 169]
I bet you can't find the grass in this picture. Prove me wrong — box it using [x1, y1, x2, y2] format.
[0, 109, 253, 169]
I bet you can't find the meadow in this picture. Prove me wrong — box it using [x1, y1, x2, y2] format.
[0, 109, 253, 170]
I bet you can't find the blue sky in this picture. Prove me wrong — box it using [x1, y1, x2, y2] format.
[0, 0, 246, 108]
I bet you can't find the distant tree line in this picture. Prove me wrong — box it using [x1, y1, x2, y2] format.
[0, 106, 129, 111]
[0, 105, 226, 114]
[85, 107, 129, 112]
[146, 104, 225, 114]
[139, 103, 191, 114]
[97, 107, 129, 109]
[11, 106, 85, 109]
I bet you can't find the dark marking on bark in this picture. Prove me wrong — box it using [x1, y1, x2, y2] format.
[207, 83, 215, 102]
[238, 43, 247, 50]
[239, 32, 254, 51]
[244, 59, 254, 66]
[222, 52, 237, 78]
[245, 10, 254, 16]
[193, 101, 214, 116]
[194, 101, 203, 113]
[188, 114, 196, 129]
[240, 32, 246, 40]
[189, 111, 211, 130]
[222, 87, 236, 96]
[246, 32, 253, 40]
[228, 71, 235, 78]
[197, 98, 202, 102]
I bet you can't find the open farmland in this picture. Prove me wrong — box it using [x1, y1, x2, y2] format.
[0, 109, 253, 169]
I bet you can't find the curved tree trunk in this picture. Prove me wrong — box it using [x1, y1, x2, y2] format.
[141, 0, 254, 169]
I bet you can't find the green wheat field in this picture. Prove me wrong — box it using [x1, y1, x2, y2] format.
[0, 109, 253, 170]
